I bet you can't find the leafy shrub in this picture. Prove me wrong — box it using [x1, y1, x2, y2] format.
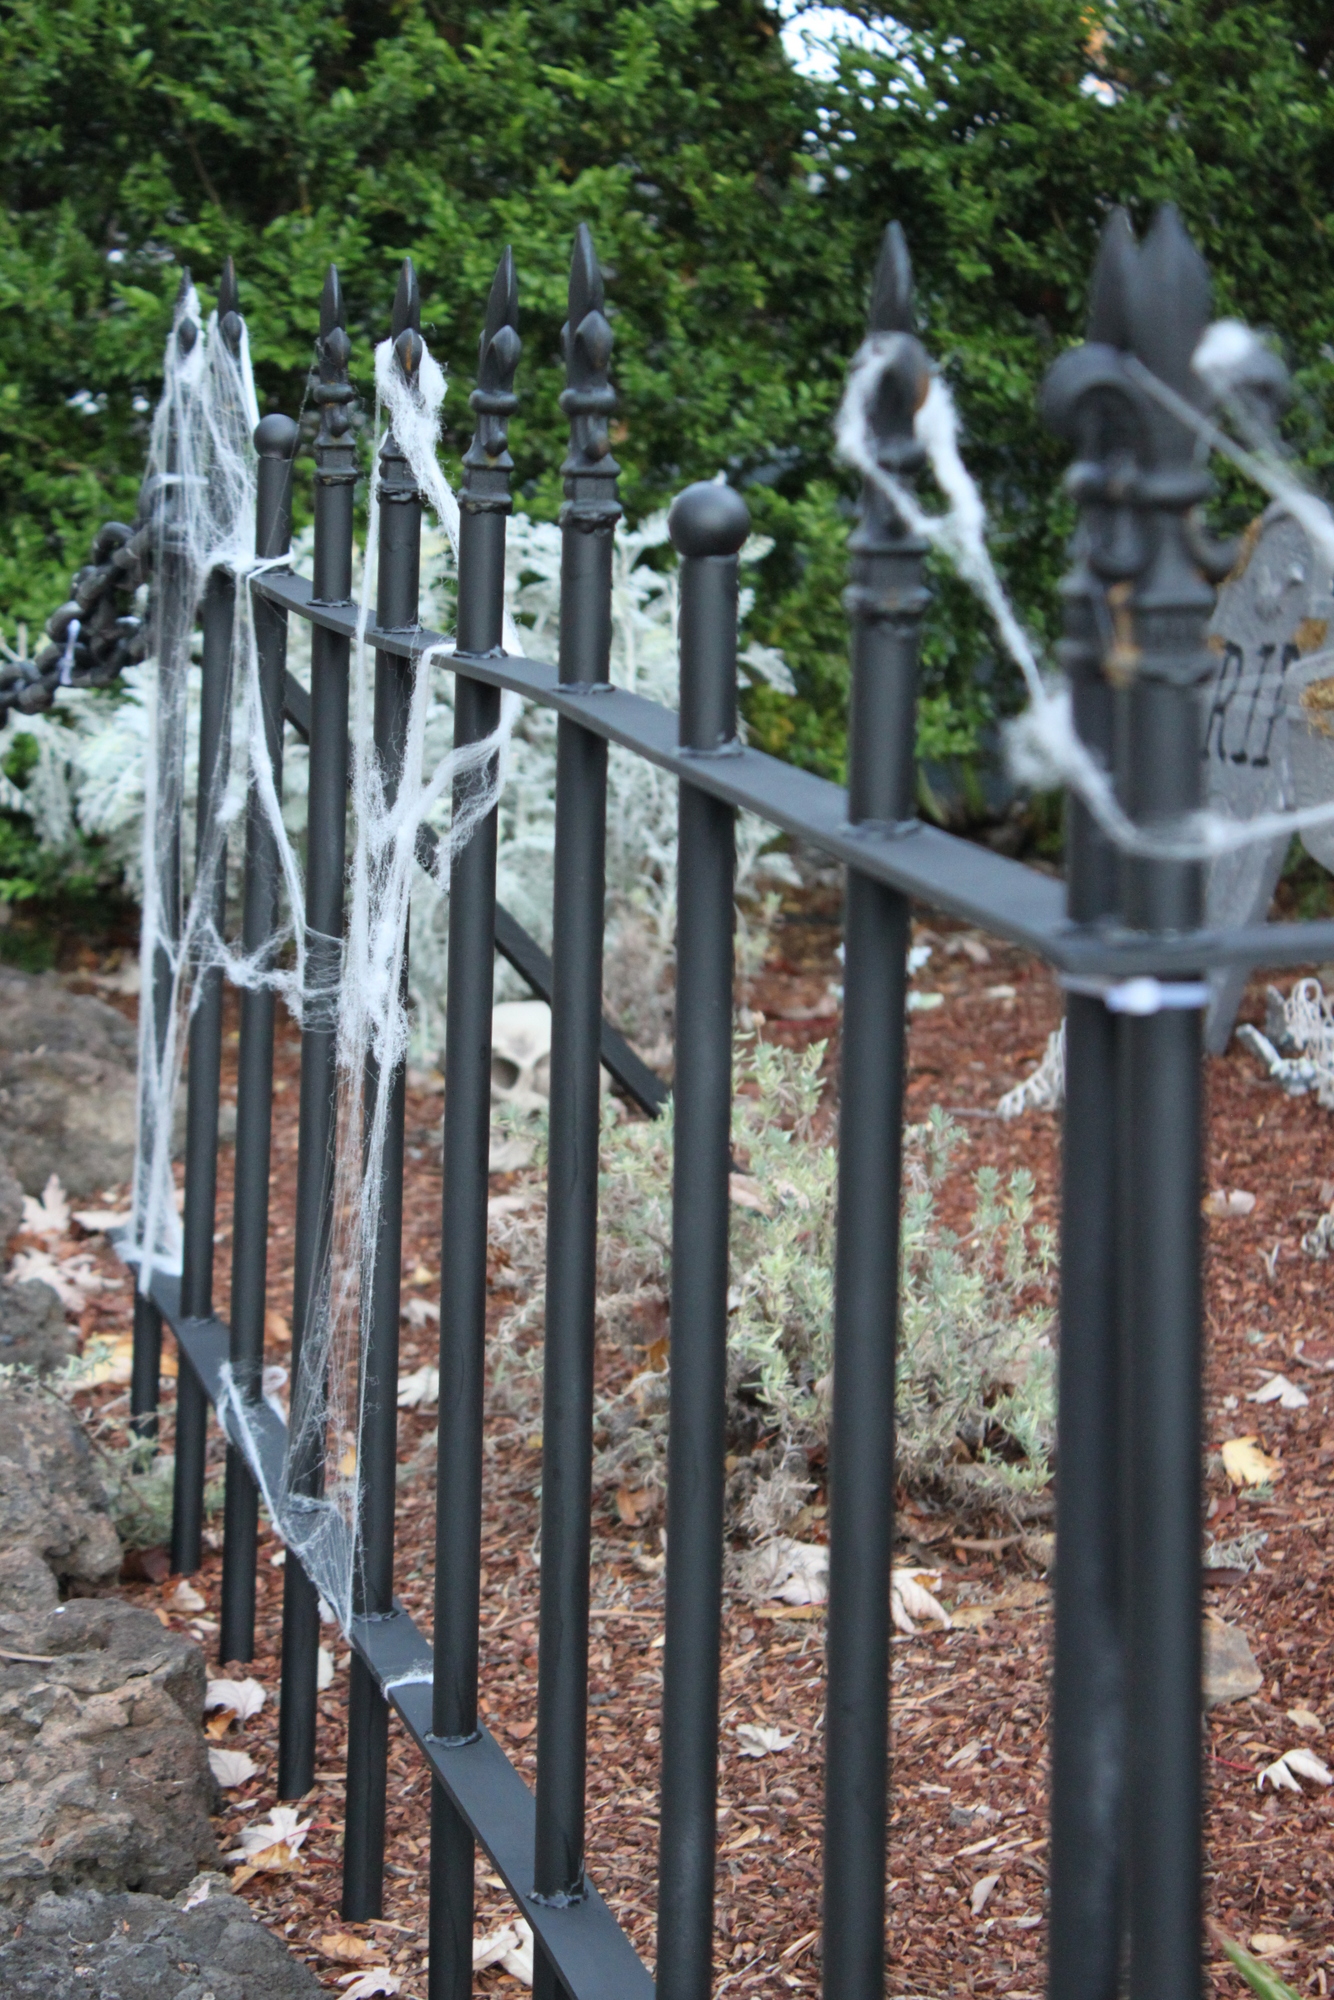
[496, 1038, 1056, 1534]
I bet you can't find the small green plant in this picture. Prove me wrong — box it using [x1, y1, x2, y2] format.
[1213, 1928, 1302, 2000]
[495, 1038, 1057, 1535]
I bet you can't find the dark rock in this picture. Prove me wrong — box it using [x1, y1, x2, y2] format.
[0, 1278, 74, 1372]
[0, 1378, 120, 1589]
[0, 969, 137, 1197]
[0, 1878, 324, 1997]
[0, 1596, 219, 1904]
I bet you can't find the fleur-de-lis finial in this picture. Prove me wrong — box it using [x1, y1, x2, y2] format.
[175, 267, 198, 357]
[391, 257, 423, 384]
[463, 247, 521, 476]
[313, 265, 354, 448]
[561, 226, 618, 478]
[218, 256, 243, 356]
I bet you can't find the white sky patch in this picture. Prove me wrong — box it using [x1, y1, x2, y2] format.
[777, 2, 898, 80]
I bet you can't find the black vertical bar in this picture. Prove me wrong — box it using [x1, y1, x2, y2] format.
[1116, 212, 1215, 2000]
[131, 286, 198, 1443]
[219, 409, 299, 1664]
[429, 249, 520, 2000]
[171, 556, 233, 1574]
[279, 267, 355, 1803]
[342, 259, 423, 1921]
[1044, 212, 1133, 2000]
[822, 225, 929, 2000]
[531, 228, 620, 1987]
[655, 483, 748, 2000]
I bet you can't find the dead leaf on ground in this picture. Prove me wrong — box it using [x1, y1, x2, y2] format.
[319, 1933, 377, 1965]
[616, 1485, 650, 1526]
[970, 1873, 1001, 1916]
[1204, 1188, 1257, 1218]
[1286, 1707, 1323, 1733]
[1221, 1436, 1282, 1487]
[1249, 1934, 1297, 1960]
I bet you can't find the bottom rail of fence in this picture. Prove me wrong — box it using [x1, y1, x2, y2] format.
[126, 1259, 655, 2000]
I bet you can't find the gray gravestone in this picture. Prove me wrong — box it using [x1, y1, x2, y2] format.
[1201, 507, 1334, 1051]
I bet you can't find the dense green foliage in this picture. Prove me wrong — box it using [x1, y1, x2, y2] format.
[2, 0, 1334, 816]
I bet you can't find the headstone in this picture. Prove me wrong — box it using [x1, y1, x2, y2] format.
[1201, 508, 1334, 1052]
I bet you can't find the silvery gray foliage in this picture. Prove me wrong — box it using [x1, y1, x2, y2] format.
[1, 511, 790, 1058]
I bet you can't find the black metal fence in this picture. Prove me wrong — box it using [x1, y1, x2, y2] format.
[50, 205, 1334, 2000]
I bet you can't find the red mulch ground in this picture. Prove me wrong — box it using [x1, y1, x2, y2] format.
[54, 898, 1334, 2000]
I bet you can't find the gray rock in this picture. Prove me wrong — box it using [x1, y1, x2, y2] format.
[0, 1151, 22, 1246]
[0, 1879, 324, 1997]
[0, 1279, 75, 1373]
[0, 968, 138, 1197]
[0, 1595, 219, 1905]
[0, 1545, 60, 1620]
[0, 1378, 121, 1589]
[1203, 1612, 1264, 1708]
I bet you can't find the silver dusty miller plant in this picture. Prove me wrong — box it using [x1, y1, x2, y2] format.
[494, 1039, 1056, 1535]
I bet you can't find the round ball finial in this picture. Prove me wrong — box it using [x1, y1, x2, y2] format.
[668, 481, 750, 559]
[254, 413, 301, 460]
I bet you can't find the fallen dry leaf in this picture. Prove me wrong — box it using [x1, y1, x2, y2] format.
[1247, 1374, 1308, 1410]
[397, 1364, 439, 1409]
[227, 1806, 311, 1864]
[22, 1174, 70, 1238]
[1249, 1935, 1297, 1960]
[207, 1747, 259, 1787]
[168, 1579, 206, 1614]
[205, 1676, 266, 1725]
[736, 1723, 798, 1758]
[891, 1568, 951, 1634]
[971, 1873, 1001, 1916]
[1204, 1188, 1257, 1218]
[1221, 1436, 1282, 1488]
[728, 1173, 772, 1214]
[319, 1933, 377, 1966]
[1286, 1707, 1323, 1733]
[339, 1970, 401, 1998]
[1257, 1746, 1332, 1792]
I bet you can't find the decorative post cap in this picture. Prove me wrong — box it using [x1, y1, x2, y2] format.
[464, 247, 521, 474]
[254, 413, 300, 459]
[668, 483, 750, 559]
[391, 257, 423, 383]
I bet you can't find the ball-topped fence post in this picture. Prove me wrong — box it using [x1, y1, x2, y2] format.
[219, 404, 299, 1665]
[341, 257, 426, 1922]
[656, 477, 749, 2000]
[279, 263, 356, 1803]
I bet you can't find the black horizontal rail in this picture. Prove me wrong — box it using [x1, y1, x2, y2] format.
[281, 664, 667, 1116]
[262, 574, 1334, 981]
[146, 1265, 654, 2000]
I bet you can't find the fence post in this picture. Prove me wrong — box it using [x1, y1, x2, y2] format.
[173, 261, 246, 1576]
[279, 265, 356, 1802]
[429, 248, 521, 2000]
[131, 277, 197, 1442]
[342, 258, 425, 1920]
[655, 480, 748, 2000]
[822, 223, 930, 2000]
[1039, 213, 1135, 2000]
[531, 225, 620, 1989]
[219, 404, 298, 1664]
[1045, 203, 1225, 2000]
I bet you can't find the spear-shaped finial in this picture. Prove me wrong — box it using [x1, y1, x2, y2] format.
[392, 257, 423, 381]
[464, 246, 521, 472]
[1129, 204, 1211, 402]
[869, 221, 915, 337]
[858, 223, 929, 476]
[320, 264, 345, 341]
[218, 256, 243, 356]
[560, 225, 618, 484]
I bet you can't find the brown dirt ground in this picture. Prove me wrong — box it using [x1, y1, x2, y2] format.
[54, 902, 1334, 2000]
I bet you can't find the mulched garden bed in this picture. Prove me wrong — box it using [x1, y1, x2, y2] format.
[59, 901, 1334, 1999]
